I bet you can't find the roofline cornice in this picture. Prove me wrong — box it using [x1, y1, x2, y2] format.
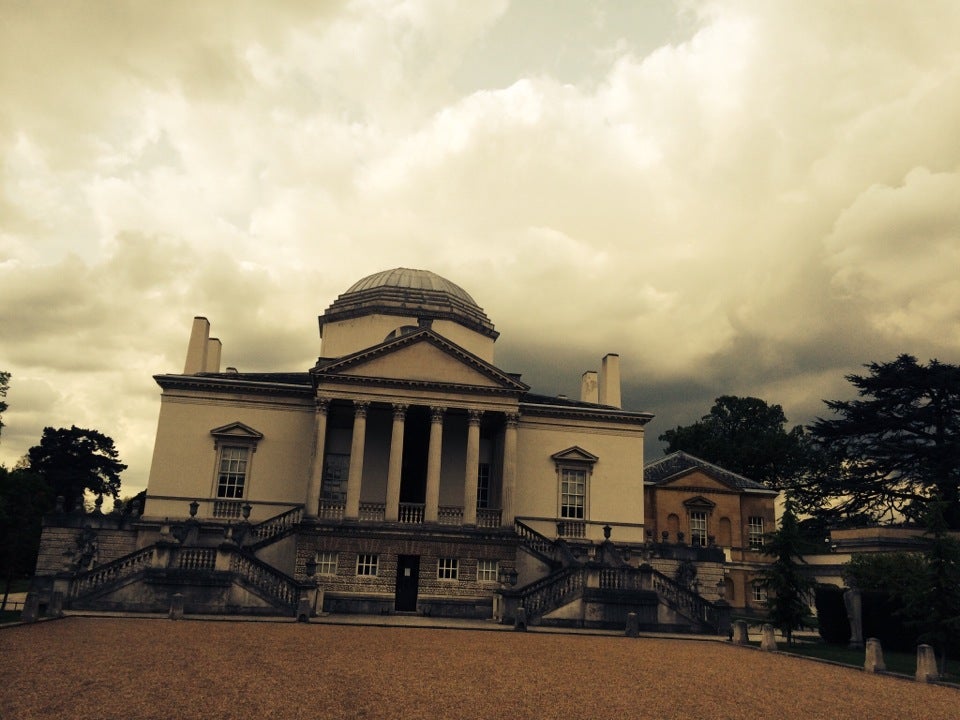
[520, 401, 654, 425]
[154, 374, 313, 398]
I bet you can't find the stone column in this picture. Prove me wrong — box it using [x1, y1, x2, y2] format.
[424, 406, 445, 523]
[500, 413, 519, 527]
[345, 401, 369, 520]
[304, 398, 330, 519]
[385, 403, 407, 522]
[462, 410, 482, 526]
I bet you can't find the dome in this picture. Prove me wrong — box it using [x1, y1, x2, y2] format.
[321, 267, 498, 340]
[345, 268, 478, 306]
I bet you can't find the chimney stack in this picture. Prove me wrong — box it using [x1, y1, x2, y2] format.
[183, 317, 210, 374]
[205, 337, 222, 373]
[598, 353, 621, 408]
[580, 371, 599, 404]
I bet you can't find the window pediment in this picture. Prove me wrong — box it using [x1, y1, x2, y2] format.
[682, 495, 717, 512]
[210, 421, 263, 448]
[550, 446, 599, 466]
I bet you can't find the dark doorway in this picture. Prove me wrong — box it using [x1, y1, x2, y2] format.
[400, 407, 429, 503]
[395, 555, 420, 611]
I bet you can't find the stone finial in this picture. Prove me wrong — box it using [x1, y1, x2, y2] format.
[916, 644, 939, 682]
[864, 638, 885, 673]
[760, 623, 777, 651]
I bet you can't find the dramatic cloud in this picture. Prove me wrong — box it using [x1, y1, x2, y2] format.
[2, 0, 959, 494]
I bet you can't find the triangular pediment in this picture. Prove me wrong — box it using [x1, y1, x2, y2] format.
[314, 330, 528, 392]
[682, 495, 717, 511]
[551, 446, 599, 465]
[209, 421, 264, 441]
[658, 469, 730, 492]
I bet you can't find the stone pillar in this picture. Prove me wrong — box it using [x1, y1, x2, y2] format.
[48, 591, 64, 618]
[625, 612, 639, 638]
[304, 398, 330, 519]
[864, 638, 886, 673]
[345, 401, 369, 520]
[424, 406, 445, 523]
[385, 403, 407, 522]
[514, 606, 528, 632]
[760, 623, 777, 651]
[844, 588, 864, 649]
[169, 593, 184, 620]
[20, 593, 39, 623]
[500, 413, 519, 527]
[297, 596, 312, 622]
[462, 410, 482, 526]
[916, 644, 938, 682]
[731, 619, 749, 645]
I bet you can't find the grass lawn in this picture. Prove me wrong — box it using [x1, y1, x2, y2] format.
[774, 639, 957, 682]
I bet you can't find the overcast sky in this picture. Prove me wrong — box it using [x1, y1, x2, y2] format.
[2, 0, 959, 497]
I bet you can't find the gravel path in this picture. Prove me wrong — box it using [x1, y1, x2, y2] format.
[2, 618, 957, 719]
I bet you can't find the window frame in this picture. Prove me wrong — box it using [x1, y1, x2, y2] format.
[689, 510, 708, 547]
[476, 559, 499, 583]
[437, 557, 459, 581]
[748, 516, 765, 551]
[551, 447, 599, 523]
[356, 554, 379, 577]
[209, 422, 263, 504]
[315, 551, 338, 576]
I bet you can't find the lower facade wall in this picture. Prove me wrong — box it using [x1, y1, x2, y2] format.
[297, 528, 518, 619]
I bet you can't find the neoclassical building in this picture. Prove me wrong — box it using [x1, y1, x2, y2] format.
[33, 268, 772, 629]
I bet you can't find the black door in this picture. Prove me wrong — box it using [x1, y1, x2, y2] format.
[395, 555, 420, 611]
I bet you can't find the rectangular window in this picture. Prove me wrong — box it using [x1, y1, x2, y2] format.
[356, 554, 378, 577]
[322, 453, 350, 503]
[690, 512, 707, 547]
[437, 558, 459, 580]
[560, 468, 586, 519]
[476, 559, 499, 583]
[476, 463, 491, 509]
[316, 552, 338, 576]
[752, 584, 767, 602]
[217, 446, 249, 499]
[748, 517, 765, 551]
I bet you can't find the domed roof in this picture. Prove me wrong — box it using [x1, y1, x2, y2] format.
[321, 267, 498, 340]
[345, 268, 478, 306]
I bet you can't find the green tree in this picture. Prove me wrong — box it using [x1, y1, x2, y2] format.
[0, 466, 54, 608]
[27, 426, 126, 513]
[904, 500, 960, 677]
[758, 498, 817, 645]
[659, 395, 809, 489]
[0, 370, 10, 440]
[804, 355, 960, 527]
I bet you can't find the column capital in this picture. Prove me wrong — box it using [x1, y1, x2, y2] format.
[467, 409, 483, 426]
[315, 397, 330, 414]
[392, 403, 409, 420]
[505, 412, 520, 428]
[354, 400, 370, 418]
[429, 406, 446, 422]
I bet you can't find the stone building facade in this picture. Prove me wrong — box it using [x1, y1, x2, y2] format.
[32, 268, 775, 630]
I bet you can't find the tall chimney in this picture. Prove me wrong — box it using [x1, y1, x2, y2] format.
[183, 317, 210, 374]
[580, 371, 599, 404]
[205, 338, 222, 373]
[598, 353, 621, 408]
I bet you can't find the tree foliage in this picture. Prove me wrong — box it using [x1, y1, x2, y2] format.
[0, 466, 54, 593]
[26, 426, 126, 513]
[802, 355, 960, 527]
[0, 370, 9, 440]
[758, 498, 817, 644]
[659, 395, 808, 489]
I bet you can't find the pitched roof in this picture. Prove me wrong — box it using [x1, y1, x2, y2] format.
[643, 451, 778, 494]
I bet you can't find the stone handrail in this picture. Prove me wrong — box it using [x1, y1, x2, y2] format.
[649, 566, 719, 630]
[178, 548, 216, 571]
[229, 551, 302, 611]
[477, 509, 502, 528]
[359, 502, 385, 521]
[508, 566, 585, 619]
[69, 545, 156, 599]
[514, 520, 562, 565]
[318, 501, 345, 520]
[250, 506, 303, 544]
[399, 503, 424, 524]
[437, 506, 463, 525]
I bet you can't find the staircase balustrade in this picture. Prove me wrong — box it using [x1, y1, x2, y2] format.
[229, 551, 301, 610]
[250, 506, 303, 543]
[69, 545, 156, 598]
[178, 548, 216, 571]
[511, 566, 585, 618]
[514, 520, 562, 565]
[650, 568, 719, 630]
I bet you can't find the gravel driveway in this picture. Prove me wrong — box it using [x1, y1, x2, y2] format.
[1, 618, 956, 719]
